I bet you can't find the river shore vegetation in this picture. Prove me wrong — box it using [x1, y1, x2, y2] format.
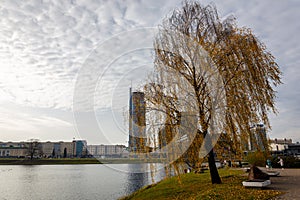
[120, 169, 282, 200]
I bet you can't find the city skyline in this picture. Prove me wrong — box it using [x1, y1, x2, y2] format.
[0, 0, 299, 144]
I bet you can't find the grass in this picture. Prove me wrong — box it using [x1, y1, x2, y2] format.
[120, 169, 282, 200]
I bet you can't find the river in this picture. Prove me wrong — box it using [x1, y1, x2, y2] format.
[0, 163, 166, 200]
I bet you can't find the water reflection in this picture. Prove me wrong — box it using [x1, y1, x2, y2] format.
[0, 164, 166, 200]
[126, 172, 148, 194]
[125, 163, 167, 195]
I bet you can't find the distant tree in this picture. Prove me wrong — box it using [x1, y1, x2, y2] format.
[145, 1, 281, 184]
[52, 148, 55, 158]
[63, 148, 67, 158]
[27, 139, 41, 160]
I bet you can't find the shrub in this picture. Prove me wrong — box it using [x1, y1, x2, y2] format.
[246, 151, 268, 166]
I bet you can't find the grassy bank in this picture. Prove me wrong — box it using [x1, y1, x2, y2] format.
[0, 158, 102, 165]
[121, 169, 282, 200]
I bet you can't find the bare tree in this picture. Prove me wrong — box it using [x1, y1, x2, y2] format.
[145, 1, 281, 184]
[27, 139, 41, 160]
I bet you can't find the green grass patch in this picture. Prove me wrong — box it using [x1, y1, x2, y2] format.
[120, 169, 282, 200]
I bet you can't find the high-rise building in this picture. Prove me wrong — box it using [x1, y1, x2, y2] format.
[249, 124, 268, 151]
[73, 140, 87, 157]
[128, 88, 146, 152]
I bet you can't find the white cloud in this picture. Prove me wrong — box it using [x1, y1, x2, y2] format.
[0, 0, 299, 142]
[0, 0, 182, 111]
[0, 105, 74, 142]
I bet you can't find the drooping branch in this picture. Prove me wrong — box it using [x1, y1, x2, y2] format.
[144, 0, 281, 184]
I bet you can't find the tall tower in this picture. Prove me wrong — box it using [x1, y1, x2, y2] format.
[249, 124, 267, 151]
[128, 88, 146, 152]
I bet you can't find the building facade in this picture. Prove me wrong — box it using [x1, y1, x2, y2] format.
[0, 140, 86, 158]
[269, 138, 300, 157]
[0, 147, 27, 157]
[128, 88, 147, 153]
[60, 142, 75, 158]
[73, 140, 87, 157]
[270, 138, 292, 153]
[249, 124, 268, 151]
[0, 141, 28, 158]
[87, 144, 127, 158]
[286, 143, 300, 157]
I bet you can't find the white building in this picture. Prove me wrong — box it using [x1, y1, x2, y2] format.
[87, 145, 127, 157]
[270, 138, 292, 152]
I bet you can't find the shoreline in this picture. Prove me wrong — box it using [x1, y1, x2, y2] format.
[0, 158, 165, 165]
[120, 169, 282, 200]
[0, 158, 102, 165]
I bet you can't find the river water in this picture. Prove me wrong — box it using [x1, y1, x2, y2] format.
[0, 164, 166, 200]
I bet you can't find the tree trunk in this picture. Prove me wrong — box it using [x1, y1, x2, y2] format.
[208, 148, 222, 184]
[203, 130, 222, 184]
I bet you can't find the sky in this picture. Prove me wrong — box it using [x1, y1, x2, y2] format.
[0, 0, 299, 145]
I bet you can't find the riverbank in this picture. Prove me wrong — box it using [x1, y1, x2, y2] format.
[0, 157, 165, 165]
[98, 158, 165, 164]
[0, 158, 102, 165]
[120, 169, 282, 200]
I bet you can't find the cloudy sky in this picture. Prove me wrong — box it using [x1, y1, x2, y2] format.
[0, 0, 299, 145]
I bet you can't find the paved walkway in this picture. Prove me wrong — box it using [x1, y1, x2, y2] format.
[265, 168, 300, 200]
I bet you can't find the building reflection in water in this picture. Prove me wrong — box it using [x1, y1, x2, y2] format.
[124, 163, 166, 195]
